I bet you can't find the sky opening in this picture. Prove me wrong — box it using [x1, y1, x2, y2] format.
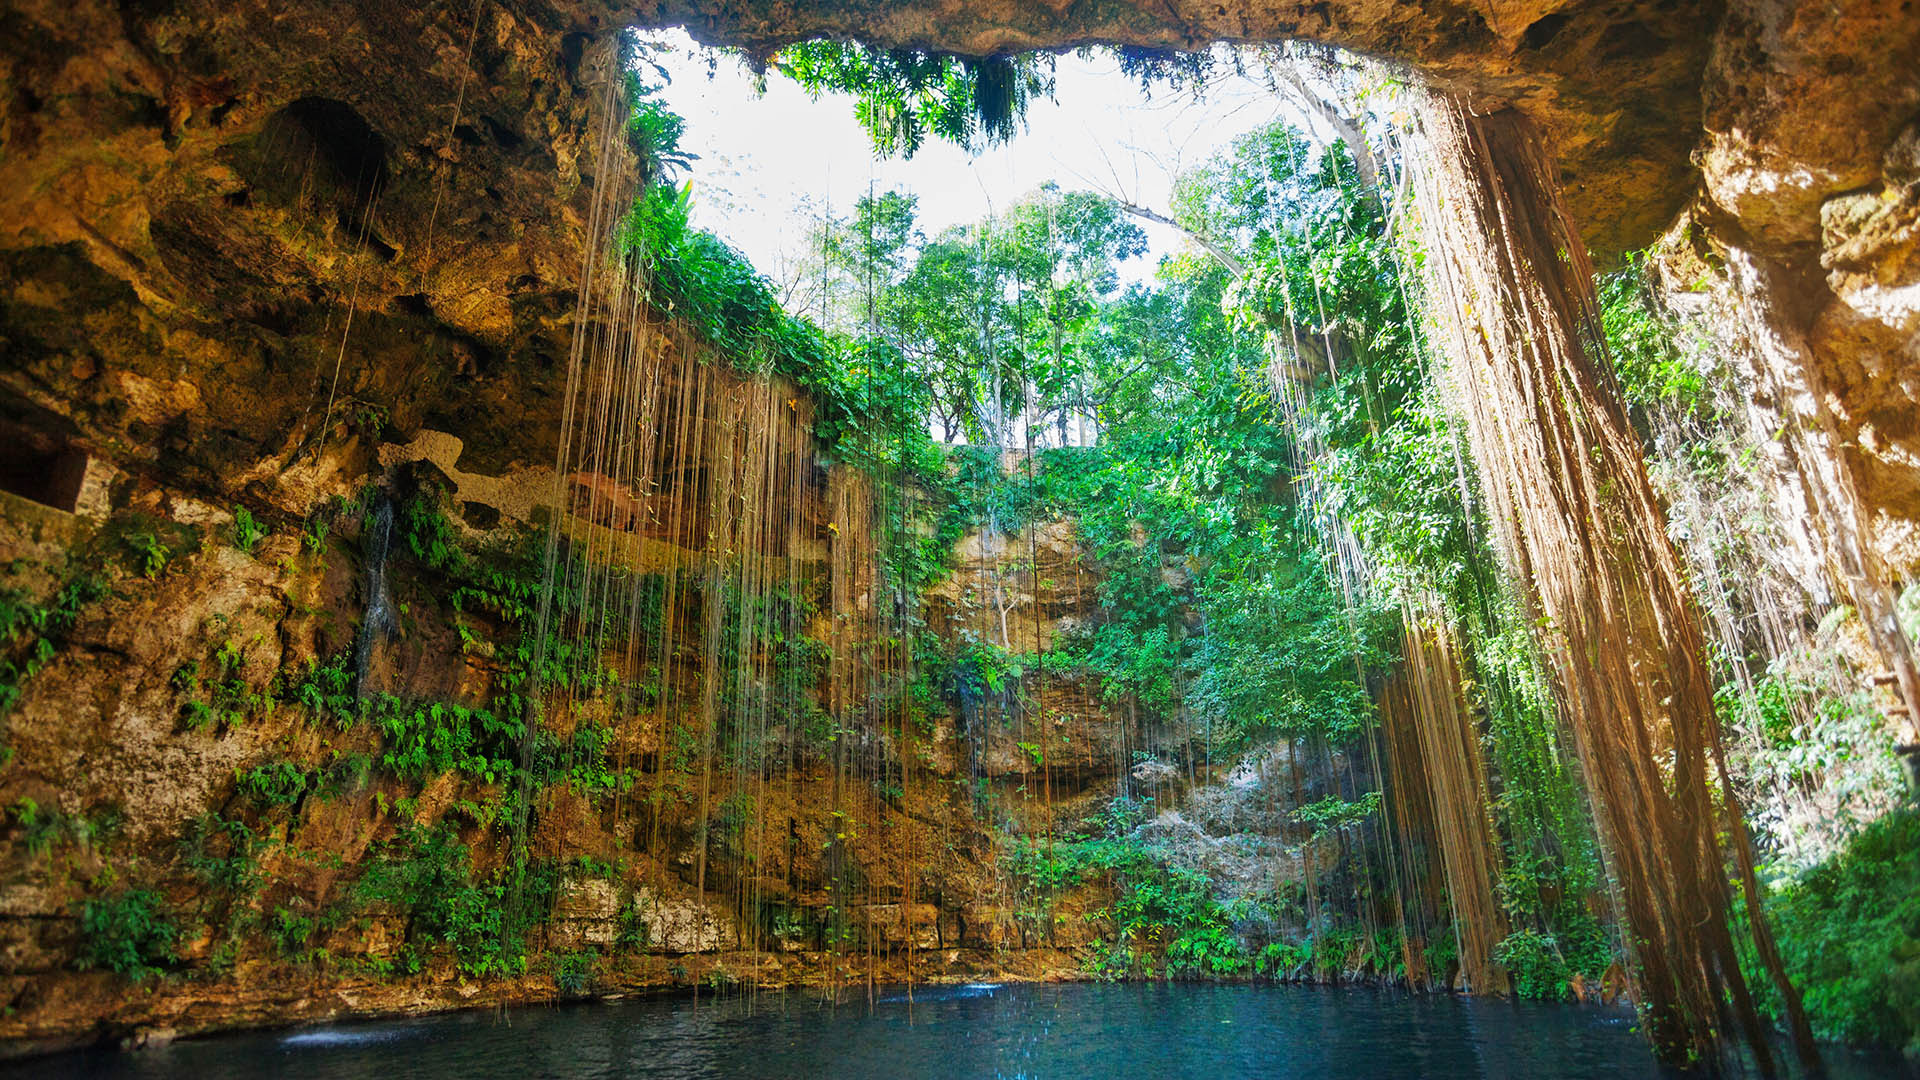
[645, 31, 1305, 292]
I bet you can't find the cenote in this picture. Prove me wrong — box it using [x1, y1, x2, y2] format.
[4, 4, 1920, 1078]
[8, 983, 1872, 1080]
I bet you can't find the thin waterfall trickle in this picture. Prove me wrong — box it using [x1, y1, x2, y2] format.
[352, 494, 398, 701]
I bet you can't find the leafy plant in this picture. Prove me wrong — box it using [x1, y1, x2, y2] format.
[774, 42, 1053, 157]
[10, 796, 62, 855]
[365, 695, 521, 784]
[179, 637, 270, 730]
[1289, 792, 1382, 839]
[302, 516, 331, 554]
[1735, 808, 1920, 1054]
[290, 652, 357, 729]
[356, 824, 557, 978]
[76, 889, 178, 980]
[182, 813, 263, 897]
[1494, 928, 1578, 1000]
[0, 573, 107, 715]
[553, 949, 600, 995]
[236, 760, 316, 808]
[270, 905, 318, 959]
[1600, 253, 1709, 416]
[615, 910, 651, 953]
[231, 507, 266, 555]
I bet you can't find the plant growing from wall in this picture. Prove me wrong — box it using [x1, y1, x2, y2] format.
[0, 572, 106, 716]
[76, 888, 178, 980]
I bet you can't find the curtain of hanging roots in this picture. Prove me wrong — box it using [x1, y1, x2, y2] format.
[1392, 601, 1507, 995]
[1377, 671, 1443, 988]
[1407, 94, 1816, 1071]
[518, 61, 853, 974]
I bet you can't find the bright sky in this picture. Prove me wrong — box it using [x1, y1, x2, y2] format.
[646, 30, 1303, 289]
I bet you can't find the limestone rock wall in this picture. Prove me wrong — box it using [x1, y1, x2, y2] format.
[1687, 0, 1920, 587]
[2, 0, 631, 516]
[0, 388, 1143, 1056]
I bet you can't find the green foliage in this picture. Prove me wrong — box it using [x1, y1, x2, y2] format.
[614, 180, 921, 470]
[364, 694, 522, 785]
[182, 813, 263, 897]
[1254, 939, 1312, 978]
[615, 897, 652, 952]
[0, 573, 107, 715]
[1714, 652, 1902, 870]
[774, 43, 1053, 157]
[7, 796, 112, 856]
[1736, 808, 1920, 1054]
[270, 906, 318, 959]
[356, 824, 557, 977]
[553, 949, 600, 995]
[398, 487, 473, 577]
[628, 97, 693, 183]
[1288, 791, 1381, 839]
[127, 532, 170, 579]
[615, 182, 937, 472]
[95, 512, 201, 583]
[76, 888, 178, 980]
[9, 797, 54, 855]
[1173, 118, 1610, 974]
[302, 515, 331, 554]
[236, 760, 316, 808]
[1185, 559, 1381, 748]
[773, 42, 1222, 162]
[621, 35, 696, 183]
[933, 639, 1021, 703]
[526, 721, 631, 798]
[1424, 923, 1459, 982]
[1310, 924, 1364, 979]
[290, 652, 357, 729]
[1600, 253, 1708, 415]
[1006, 835, 1254, 979]
[178, 636, 271, 731]
[1494, 915, 1610, 1001]
[231, 507, 266, 555]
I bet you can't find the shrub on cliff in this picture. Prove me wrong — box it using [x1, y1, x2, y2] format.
[75, 888, 178, 980]
[1738, 807, 1920, 1055]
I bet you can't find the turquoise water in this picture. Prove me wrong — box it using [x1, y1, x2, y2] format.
[8, 982, 1910, 1078]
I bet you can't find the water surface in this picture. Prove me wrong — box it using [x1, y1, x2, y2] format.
[11, 982, 1909, 1079]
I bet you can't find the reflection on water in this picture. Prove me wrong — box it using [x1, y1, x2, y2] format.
[8, 982, 1912, 1079]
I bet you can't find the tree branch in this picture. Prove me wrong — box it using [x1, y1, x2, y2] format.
[1116, 202, 1244, 279]
[1268, 59, 1384, 209]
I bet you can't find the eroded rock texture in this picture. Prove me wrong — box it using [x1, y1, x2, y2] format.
[1693, 1, 1920, 576]
[2, 0, 632, 512]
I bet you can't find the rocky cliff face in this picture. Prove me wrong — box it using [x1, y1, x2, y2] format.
[0, 393, 1138, 1054]
[0, 393, 1359, 1054]
[2, 0, 628, 517]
